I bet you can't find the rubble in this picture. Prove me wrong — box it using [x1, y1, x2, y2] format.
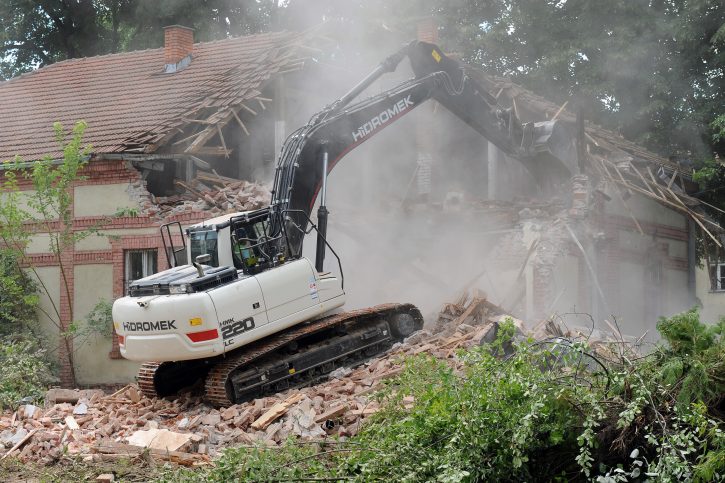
[0, 292, 595, 467]
[131, 170, 272, 221]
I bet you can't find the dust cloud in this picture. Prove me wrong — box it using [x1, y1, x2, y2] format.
[285, 22, 696, 336]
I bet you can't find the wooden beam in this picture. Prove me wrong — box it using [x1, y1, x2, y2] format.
[216, 124, 229, 158]
[551, 100, 568, 121]
[231, 109, 250, 136]
[188, 147, 232, 157]
[251, 393, 304, 430]
[184, 125, 217, 152]
[172, 129, 205, 146]
[239, 103, 258, 116]
[667, 169, 678, 189]
[1, 429, 37, 460]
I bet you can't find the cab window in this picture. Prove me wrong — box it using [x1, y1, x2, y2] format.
[190, 230, 219, 267]
[232, 221, 268, 272]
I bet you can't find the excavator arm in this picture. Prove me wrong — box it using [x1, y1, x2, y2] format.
[270, 41, 577, 256]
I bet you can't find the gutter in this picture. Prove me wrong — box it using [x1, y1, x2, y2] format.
[0, 153, 210, 171]
[0, 155, 92, 170]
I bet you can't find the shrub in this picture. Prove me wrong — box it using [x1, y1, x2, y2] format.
[0, 251, 38, 336]
[160, 313, 724, 482]
[0, 336, 56, 409]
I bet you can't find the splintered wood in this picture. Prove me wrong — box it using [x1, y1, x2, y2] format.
[0, 293, 512, 466]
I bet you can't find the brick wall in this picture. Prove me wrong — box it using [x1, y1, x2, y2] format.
[12, 157, 208, 384]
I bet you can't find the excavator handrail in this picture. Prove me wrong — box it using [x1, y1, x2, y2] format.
[160, 221, 187, 268]
[282, 208, 345, 289]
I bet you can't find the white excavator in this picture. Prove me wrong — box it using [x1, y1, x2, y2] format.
[112, 41, 577, 406]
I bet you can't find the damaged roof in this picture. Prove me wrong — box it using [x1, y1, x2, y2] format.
[0, 30, 311, 162]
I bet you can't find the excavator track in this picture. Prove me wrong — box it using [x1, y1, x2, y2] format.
[137, 359, 212, 399]
[135, 303, 421, 405]
[204, 303, 422, 406]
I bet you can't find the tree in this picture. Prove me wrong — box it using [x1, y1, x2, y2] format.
[0, 0, 276, 80]
[435, 0, 724, 160]
[278, 0, 724, 161]
[0, 121, 109, 387]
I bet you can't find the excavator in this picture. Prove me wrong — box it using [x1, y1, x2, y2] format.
[112, 41, 577, 406]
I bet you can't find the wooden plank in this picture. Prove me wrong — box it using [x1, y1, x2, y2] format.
[0, 429, 37, 460]
[239, 103, 258, 116]
[551, 100, 568, 121]
[172, 129, 206, 146]
[314, 405, 348, 423]
[191, 146, 233, 157]
[106, 385, 131, 399]
[610, 178, 644, 235]
[629, 163, 658, 196]
[667, 169, 678, 189]
[174, 180, 204, 199]
[564, 223, 610, 313]
[251, 393, 304, 430]
[665, 187, 722, 247]
[450, 298, 484, 327]
[373, 367, 404, 381]
[184, 125, 217, 152]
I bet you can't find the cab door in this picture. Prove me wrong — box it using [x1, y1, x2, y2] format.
[254, 258, 319, 323]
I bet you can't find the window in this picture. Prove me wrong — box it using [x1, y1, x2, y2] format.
[710, 263, 725, 292]
[124, 249, 158, 294]
[189, 230, 219, 267]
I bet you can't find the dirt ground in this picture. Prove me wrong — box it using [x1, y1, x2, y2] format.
[0, 456, 162, 482]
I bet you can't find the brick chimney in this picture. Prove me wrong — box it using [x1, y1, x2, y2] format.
[414, 17, 439, 200]
[164, 25, 194, 73]
[417, 17, 439, 44]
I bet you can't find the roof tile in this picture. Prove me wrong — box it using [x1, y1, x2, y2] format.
[0, 31, 301, 161]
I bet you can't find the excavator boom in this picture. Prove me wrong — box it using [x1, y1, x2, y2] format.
[271, 41, 577, 255]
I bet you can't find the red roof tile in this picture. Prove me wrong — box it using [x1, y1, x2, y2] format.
[0, 31, 302, 161]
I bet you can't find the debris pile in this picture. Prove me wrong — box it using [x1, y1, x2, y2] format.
[153, 175, 271, 219]
[0, 293, 550, 467]
[127, 165, 272, 221]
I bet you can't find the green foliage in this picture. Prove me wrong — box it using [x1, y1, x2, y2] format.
[712, 115, 725, 146]
[159, 311, 724, 482]
[0, 251, 38, 336]
[0, 0, 279, 79]
[67, 298, 114, 340]
[655, 308, 724, 409]
[0, 121, 101, 386]
[0, 335, 56, 409]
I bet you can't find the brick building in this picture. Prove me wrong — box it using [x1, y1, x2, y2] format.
[0, 26, 339, 386]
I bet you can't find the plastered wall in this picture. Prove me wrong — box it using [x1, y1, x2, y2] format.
[695, 266, 725, 323]
[26, 266, 61, 365]
[74, 183, 140, 217]
[73, 264, 140, 384]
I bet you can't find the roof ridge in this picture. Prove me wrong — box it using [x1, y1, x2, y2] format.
[1, 29, 297, 86]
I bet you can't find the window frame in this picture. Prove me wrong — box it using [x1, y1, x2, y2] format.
[124, 249, 158, 295]
[709, 262, 725, 292]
